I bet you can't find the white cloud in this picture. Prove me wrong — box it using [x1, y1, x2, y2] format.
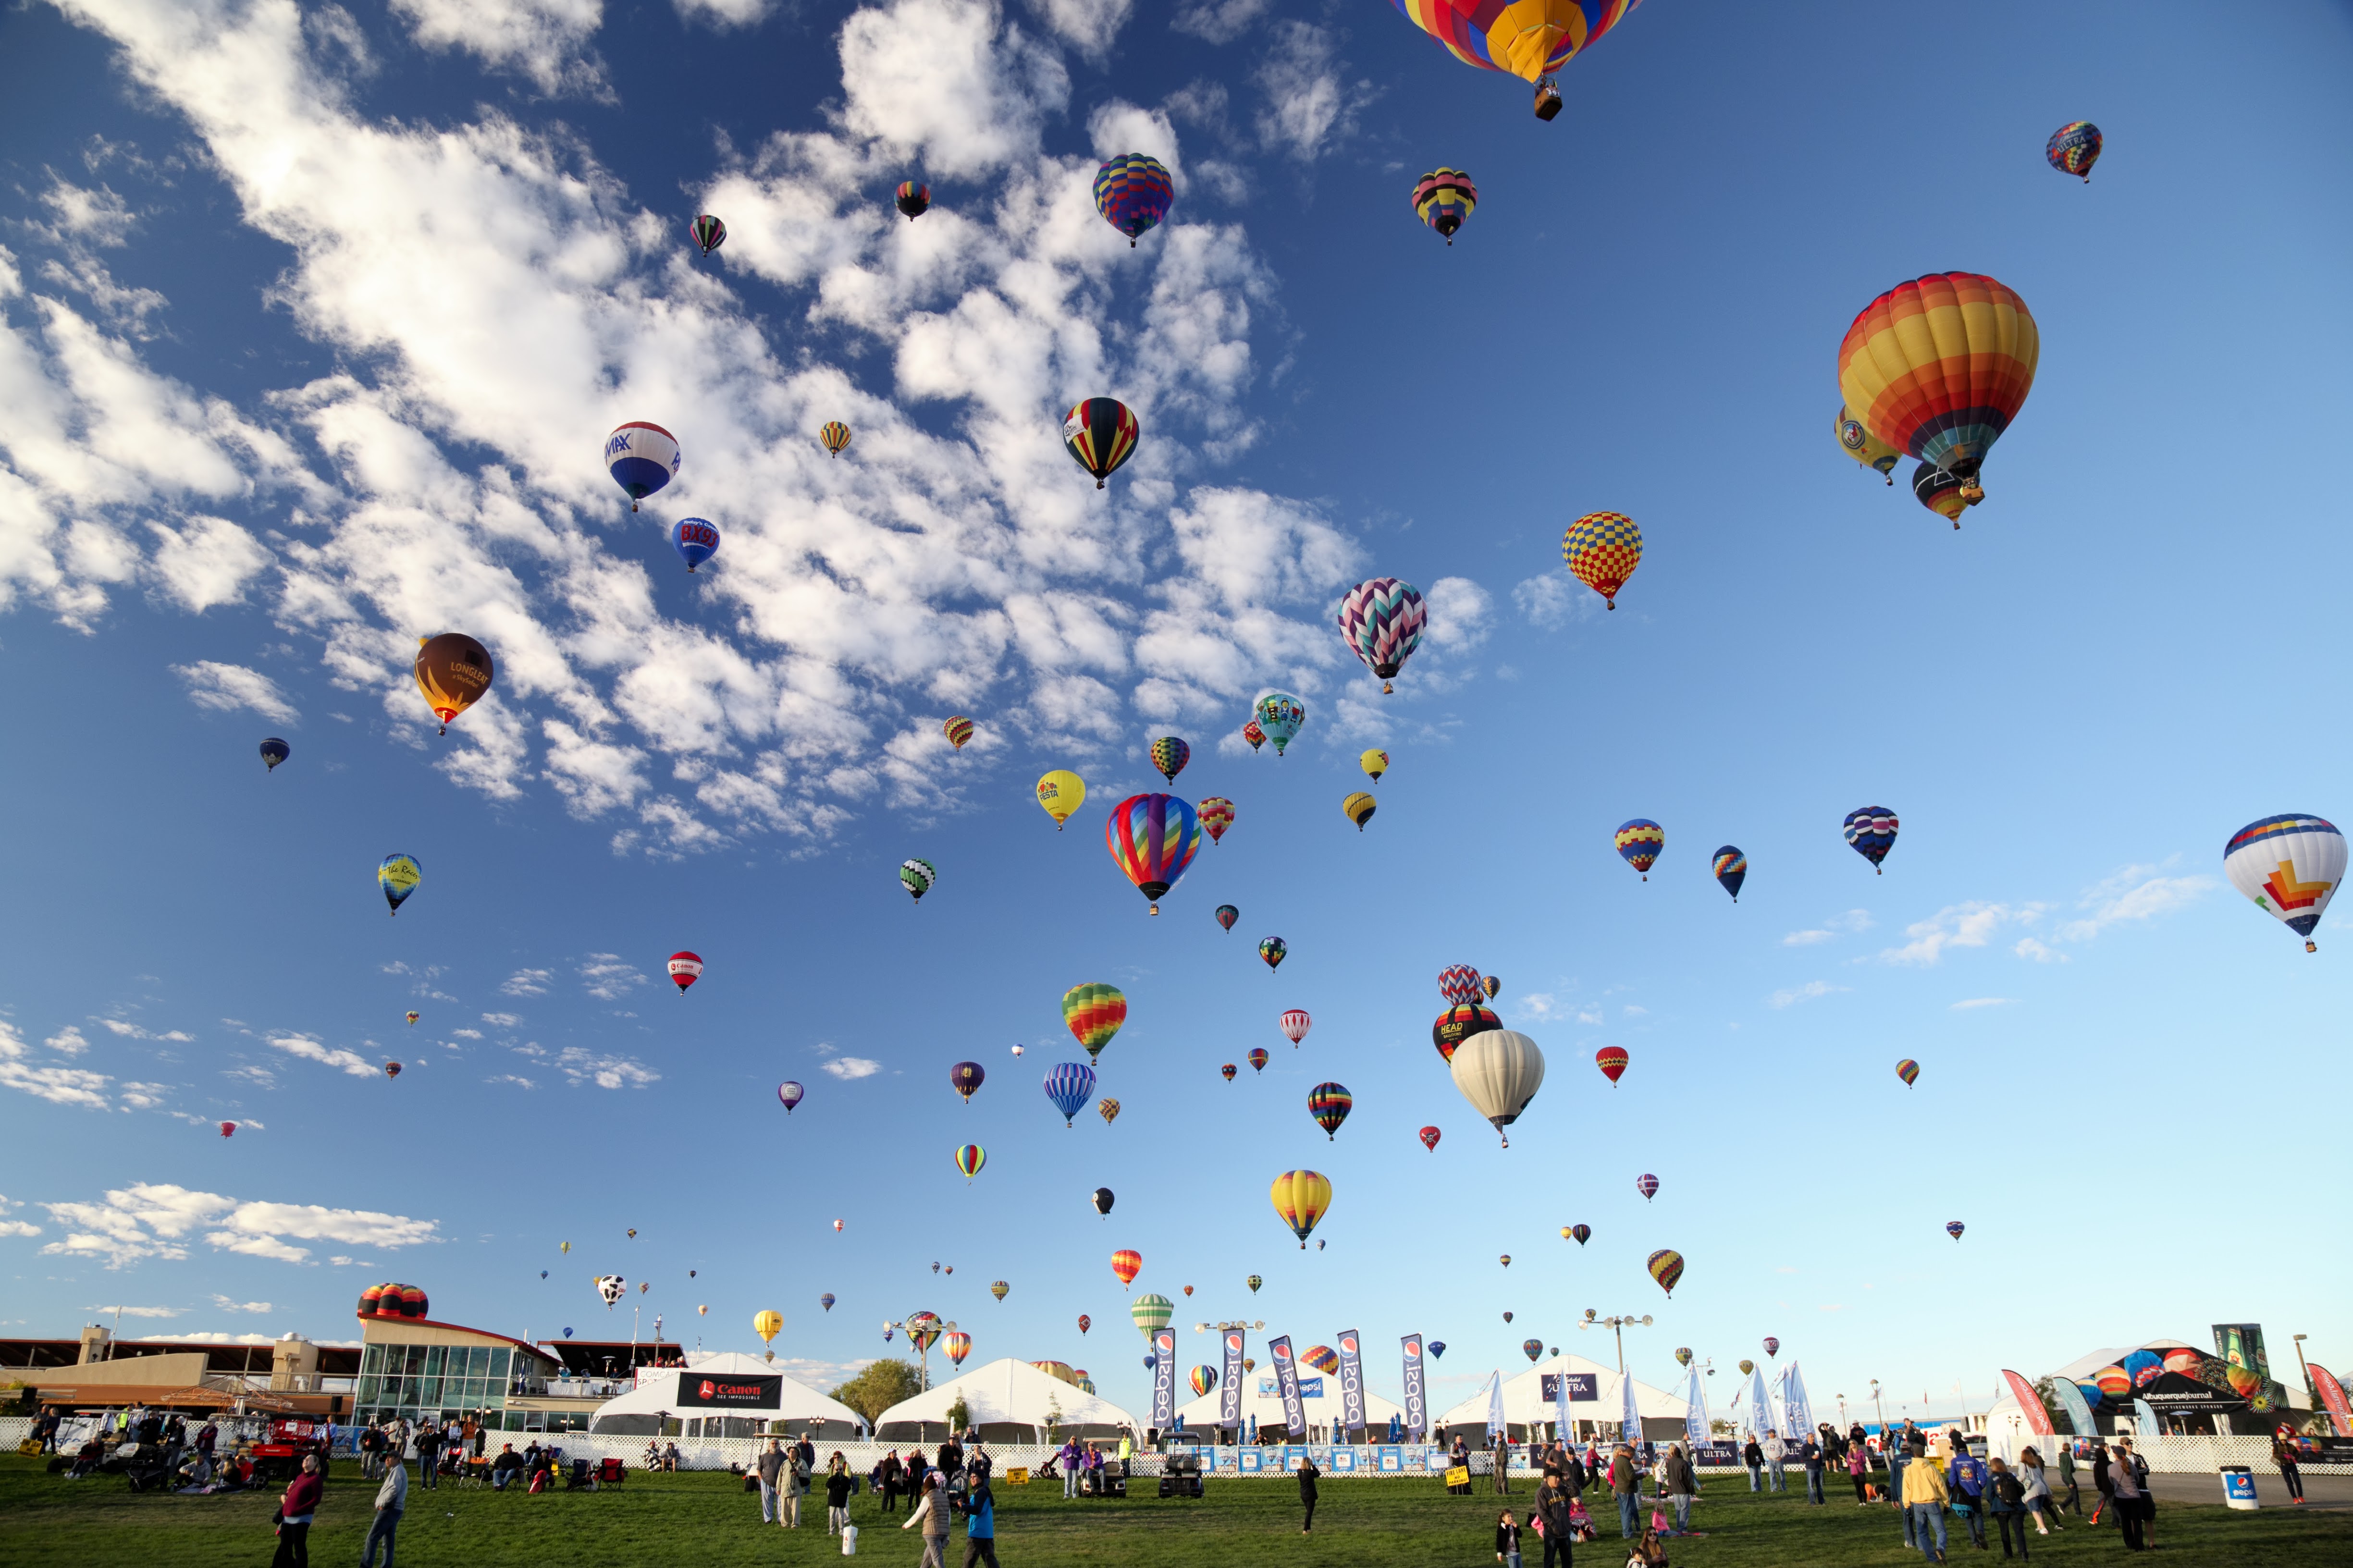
[451, 1028, 483, 1040]
[1950, 997, 2014, 1010]
[1512, 572, 1598, 631]
[390, 0, 607, 97]
[40, 1181, 437, 1267]
[500, 968, 552, 996]
[90, 1303, 181, 1318]
[839, 0, 1069, 178]
[577, 956, 644, 1001]
[140, 1330, 278, 1343]
[172, 660, 296, 722]
[266, 1033, 378, 1078]
[480, 1011, 524, 1029]
[1022, 0, 1131, 61]
[0, 1019, 114, 1109]
[210, 1293, 273, 1313]
[145, 514, 273, 612]
[98, 1017, 196, 1042]
[2057, 866, 2218, 943]
[553, 1047, 658, 1089]
[1783, 910, 1873, 946]
[0, 1194, 40, 1238]
[2013, 937, 2066, 964]
[489, 1073, 536, 1089]
[1171, 0, 1266, 45]
[1879, 902, 2045, 967]
[1421, 576, 1492, 653]
[821, 1056, 882, 1079]
[1767, 980, 1847, 1008]
[1253, 21, 1362, 162]
[1621, 1004, 1647, 1017]
[46, 1026, 91, 1056]
[674, 0, 773, 24]
[1516, 992, 1561, 1021]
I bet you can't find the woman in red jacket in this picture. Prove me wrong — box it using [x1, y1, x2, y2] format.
[274, 1452, 323, 1568]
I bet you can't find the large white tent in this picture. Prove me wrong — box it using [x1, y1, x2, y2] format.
[1431, 1355, 1690, 1443]
[586, 1351, 868, 1439]
[874, 1358, 1142, 1444]
[1171, 1369, 1407, 1441]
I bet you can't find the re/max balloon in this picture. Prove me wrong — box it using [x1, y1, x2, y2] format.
[604, 421, 679, 512]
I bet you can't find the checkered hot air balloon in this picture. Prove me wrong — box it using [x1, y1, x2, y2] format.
[1307, 1081, 1352, 1140]
[1562, 511, 1641, 609]
[1335, 577, 1428, 694]
[1712, 845, 1747, 902]
[1241, 719, 1266, 753]
[1061, 983, 1127, 1059]
[1635, 1173, 1659, 1201]
[690, 213, 726, 256]
[1105, 794, 1201, 914]
[1098, 1097, 1120, 1126]
[1843, 807, 1898, 873]
[2046, 122, 2102, 181]
[1198, 797, 1234, 844]
[1614, 819, 1663, 879]
[1411, 169, 1477, 245]
[1839, 273, 2038, 511]
[1064, 398, 1140, 489]
[900, 858, 936, 902]
[1149, 736, 1190, 784]
[1093, 154, 1173, 246]
[2225, 815, 2345, 953]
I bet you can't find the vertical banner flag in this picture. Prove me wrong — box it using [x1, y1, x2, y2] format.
[2000, 1370, 2055, 1436]
[1269, 1335, 1307, 1437]
[1684, 1366, 1710, 1449]
[1337, 1329, 1367, 1440]
[2049, 1375, 2096, 1436]
[1745, 1365, 1773, 1437]
[1555, 1358, 1572, 1444]
[1152, 1328, 1176, 1430]
[1487, 1371, 1507, 1436]
[2213, 1323, 2279, 1412]
[2133, 1396, 2160, 1436]
[2306, 1363, 2353, 1438]
[1401, 1334, 1428, 1442]
[1781, 1363, 1816, 1439]
[1618, 1366, 1643, 1443]
[1220, 1329, 1246, 1432]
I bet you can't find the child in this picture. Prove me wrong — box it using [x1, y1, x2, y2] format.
[1567, 1494, 1597, 1544]
[1495, 1508, 1524, 1568]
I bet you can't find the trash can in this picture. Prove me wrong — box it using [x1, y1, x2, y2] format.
[2220, 1465, 2259, 1510]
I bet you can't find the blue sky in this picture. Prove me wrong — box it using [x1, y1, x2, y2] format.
[3, 0, 2351, 1427]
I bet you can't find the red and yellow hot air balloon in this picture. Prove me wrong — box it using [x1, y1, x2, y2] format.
[1562, 512, 1641, 609]
[1595, 1046, 1628, 1085]
[1111, 1249, 1142, 1288]
[1061, 983, 1127, 1061]
[1838, 272, 2038, 514]
[1391, 0, 1645, 121]
[1269, 1168, 1332, 1250]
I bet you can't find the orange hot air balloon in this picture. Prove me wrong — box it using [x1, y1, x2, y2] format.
[1111, 1250, 1142, 1289]
[1838, 272, 2039, 512]
[413, 633, 494, 735]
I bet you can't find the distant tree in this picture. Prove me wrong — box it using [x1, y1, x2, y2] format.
[947, 1396, 972, 1433]
[833, 1359, 923, 1425]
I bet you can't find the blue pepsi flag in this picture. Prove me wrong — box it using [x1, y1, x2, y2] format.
[1220, 1328, 1245, 1432]
[1337, 1329, 1367, 1439]
[1152, 1329, 1176, 1430]
[1401, 1334, 1428, 1441]
[1269, 1336, 1306, 1437]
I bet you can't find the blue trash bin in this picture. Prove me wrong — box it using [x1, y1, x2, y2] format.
[2220, 1465, 2258, 1509]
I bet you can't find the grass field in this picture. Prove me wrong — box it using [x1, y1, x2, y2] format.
[1, 1456, 2348, 1567]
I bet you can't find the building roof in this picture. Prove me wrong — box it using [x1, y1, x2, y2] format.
[534, 1339, 684, 1376]
[359, 1316, 561, 1366]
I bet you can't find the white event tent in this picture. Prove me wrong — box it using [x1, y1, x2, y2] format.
[1432, 1355, 1689, 1444]
[1171, 1370, 1407, 1441]
[587, 1351, 868, 1439]
[874, 1358, 1142, 1444]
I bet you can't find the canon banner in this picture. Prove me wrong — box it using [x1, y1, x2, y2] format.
[2000, 1370, 2055, 1436]
[1401, 1334, 1428, 1442]
[1337, 1328, 1367, 1438]
[1220, 1328, 1246, 1431]
[2308, 1362, 2353, 1439]
[677, 1373, 782, 1409]
[1151, 1328, 1176, 1430]
[1269, 1335, 1307, 1436]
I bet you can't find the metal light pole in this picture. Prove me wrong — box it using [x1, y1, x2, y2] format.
[2293, 1334, 2315, 1406]
[1580, 1310, 1653, 1373]
[1870, 1380, 1886, 1437]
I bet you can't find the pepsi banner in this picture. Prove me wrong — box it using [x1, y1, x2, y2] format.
[1152, 1328, 1176, 1431]
[677, 1373, 781, 1409]
[1401, 1334, 1428, 1442]
[1269, 1335, 1307, 1436]
[1220, 1328, 1246, 1431]
[1336, 1328, 1367, 1438]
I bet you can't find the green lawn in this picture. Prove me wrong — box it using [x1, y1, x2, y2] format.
[0, 1456, 2346, 1567]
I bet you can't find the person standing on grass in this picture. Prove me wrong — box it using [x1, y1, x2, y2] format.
[1761, 1429, 1787, 1492]
[360, 1446, 406, 1568]
[1986, 1457, 2028, 1560]
[2105, 1444, 2144, 1550]
[1494, 1508, 1523, 1568]
[879, 1450, 904, 1514]
[1846, 1438, 1869, 1505]
[1536, 1476, 1574, 1568]
[1451, 1435, 1474, 1496]
[2273, 1427, 2305, 1504]
[1891, 1439, 1917, 1551]
[2089, 1445, 2113, 1528]
[1800, 1431, 1825, 1506]
[271, 1452, 322, 1568]
[756, 1438, 785, 1524]
[1298, 1452, 1321, 1534]
[1742, 1434, 1763, 1492]
[2053, 1442, 2079, 1517]
[1609, 1444, 1640, 1541]
[1899, 1433, 1950, 1564]
[1948, 1435, 1988, 1552]
[1663, 1441, 1698, 1535]
[2119, 1439, 2154, 1549]
[411, 1420, 438, 1489]
[1058, 1436, 1081, 1500]
[825, 1452, 854, 1536]
[2015, 1446, 2057, 1536]
[902, 1473, 952, 1568]
[786, 1438, 812, 1528]
[962, 1478, 999, 1568]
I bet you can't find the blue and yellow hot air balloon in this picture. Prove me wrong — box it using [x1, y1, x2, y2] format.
[1093, 155, 1173, 247]
[378, 854, 421, 915]
[1836, 405, 1899, 484]
[1614, 819, 1663, 880]
[1712, 845, 1747, 902]
[1563, 512, 1641, 609]
[953, 1143, 986, 1182]
[1391, 0, 1645, 121]
[1104, 795, 1200, 915]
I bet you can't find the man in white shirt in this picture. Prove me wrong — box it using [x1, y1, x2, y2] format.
[363, 1448, 407, 1568]
[1762, 1430, 1789, 1493]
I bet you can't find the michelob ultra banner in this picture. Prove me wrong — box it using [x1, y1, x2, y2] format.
[1269, 1335, 1307, 1437]
[1401, 1333, 1428, 1441]
[1337, 1328, 1367, 1439]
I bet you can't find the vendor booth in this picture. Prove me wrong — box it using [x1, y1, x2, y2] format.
[874, 1358, 1139, 1444]
[586, 1352, 866, 1440]
[1432, 1355, 1690, 1445]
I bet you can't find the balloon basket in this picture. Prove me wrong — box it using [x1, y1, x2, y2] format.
[1534, 83, 1562, 121]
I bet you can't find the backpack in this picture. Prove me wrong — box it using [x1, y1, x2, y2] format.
[1994, 1472, 2024, 1507]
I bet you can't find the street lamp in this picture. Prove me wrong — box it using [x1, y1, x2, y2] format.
[1579, 1312, 1652, 1374]
[2293, 1333, 2315, 1405]
[1870, 1380, 1886, 1437]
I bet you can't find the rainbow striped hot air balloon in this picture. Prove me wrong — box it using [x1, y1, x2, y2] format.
[945, 1330, 973, 1366]
[953, 1144, 985, 1182]
[1390, 0, 1646, 121]
[1093, 155, 1174, 246]
[2046, 122, 2102, 181]
[1563, 511, 1642, 609]
[1248, 1048, 1269, 1074]
[1838, 272, 2038, 512]
[1614, 819, 1663, 879]
[1897, 1058, 1920, 1088]
[690, 214, 726, 256]
[1307, 1082, 1353, 1140]
[1913, 461, 1968, 528]
[1104, 794, 1201, 915]
[1190, 1364, 1219, 1397]
[1412, 169, 1477, 245]
[1061, 983, 1127, 1060]
[1270, 1168, 1332, 1249]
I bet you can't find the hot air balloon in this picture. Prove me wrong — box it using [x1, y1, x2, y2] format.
[1105, 794, 1202, 915]
[597, 1276, 625, 1309]
[1302, 1344, 1341, 1375]
[1186, 797, 1235, 850]
[1673, 1347, 1693, 1368]
[1712, 846, 1747, 902]
[1503, 1312, 1513, 1323]
[1595, 1047, 1628, 1085]
[778, 1081, 804, 1114]
[1307, 1082, 1352, 1140]
[383, 1061, 401, 1079]
[378, 853, 421, 916]
[2225, 815, 2346, 952]
[1647, 1249, 1685, 1297]
[1098, 1097, 1121, 1126]
[1838, 273, 2038, 511]
[820, 420, 852, 457]
[1215, 904, 1239, 931]
[1035, 770, 1085, 830]
[1130, 1293, 1175, 1341]
[670, 517, 720, 572]
[627, 1229, 638, 1239]
[833, 1220, 843, 1232]
[953, 1144, 986, 1182]
[1912, 460, 1968, 527]
[1280, 1009, 1312, 1047]
[943, 716, 974, 752]
[820, 1293, 835, 1312]
[1358, 751, 1390, 785]
[1738, 1360, 1754, 1376]
[1342, 792, 1377, 832]
[1092, 1187, 1115, 1217]
[1522, 1338, 1543, 1363]
[1450, 1029, 1545, 1148]
[1843, 807, 1898, 873]
[1061, 983, 1127, 1059]
[1836, 405, 1900, 483]
[1432, 1002, 1500, 1064]
[991, 1280, 1009, 1302]
[1635, 1173, 1659, 1201]
[1252, 693, 1304, 757]
[666, 952, 702, 995]
[882, 1324, 895, 1343]
[1946, 1221, 1965, 1242]
[1246, 1275, 1262, 1294]
[1258, 937, 1287, 972]
[1500, 1255, 1512, 1269]
[2046, 121, 2101, 180]
[1221, 1063, 1237, 1081]
[1247, 1048, 1269, 1073]
[1416, 1125, 1441, 1152]
[1242, 719, 1266, 753]
[1111, 1250, 1142, 1288]
[949, 1061, 986, 1104]
[1269, 1168, 1332, 1249]
[561, 1241, 570, 1253]
[907, 1313, 944, 1353]
[944, 1330, 973, 1367]
[1010, 1044, 1023, 1056]
[753, 1309, 782, 1344]
[1566, 1224, 1590, 1246]
[895, 182, 930, 220]
[1144, 737, 1192, 785]
[1094, 155, 1173, 246]
[1614, 819, 1663, 879]
[690, 213, 726, 256]
[1763, 1337, 1780, 1359]
[541, 1271, 548, 1279]
[900, 858, 936, 903]
[1045, 1063, 1097, 1127]
[1483, 975, 1501, 1000]
[405, 1011, 419, 1026]
[1896, 1058, 1920, 1088]
[220, 1120, 236, 1137]
[1336, 577, 1428, 694]
[1078, 1315, 1092, 1334]
[1438, 964, 1485, 1005]
[1190, 1365, 1219, 1397]
[1142, 1355, 1157, 1371]
[1428, 1341, 1444, 1359]
[1412, 168, 1477, 244]
[1064, 398, 1140, 490]
[413, 632, 493, 735]
[604, 421, 679, 513]
[1391, 0, 1644, 120]
[1562, 512, 1641, 610]
[260, 737, 290, 771]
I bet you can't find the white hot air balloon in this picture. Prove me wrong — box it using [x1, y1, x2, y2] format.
[2225, 814, 2346, 953]
[595, 1275, 626, 1309]
[1449, 1029, 1545, 1148]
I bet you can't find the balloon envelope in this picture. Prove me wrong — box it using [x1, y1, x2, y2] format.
[1061, 983, 1127, 1058]
[894, 182, 930, 219]
[1104, 794, 1202, 912]
[1712, 845, 1747, 901]
[1647, 1249, 1685, 1296]
[1838, 273, 2038, 505]
[1269, 1168, 1332, 1248]
[754, 1310, 782, 1344]
[1044, 1063, 1097, 1126]
[1197, 796, 1235, 844]
[2046, 121, 2102, 179]
[1836, 404, 1900, 480]
[1614, 819, 1663, 877]
[1252, 693, 1304, 755]
[2224, 814, 2345, 951]
[1390, 0, 1644, 118]
[690, 214, 725, 256]
[413, 633, 493, 733]
[1111, 1250, 1142, 1287]
[1412, 168, 1477, 242]
[1562, 512, 1641, 609]
[260, 737, 290, 771]
[1342, 792, 1377, 831]
[1149, 736, 1191, 784]
[1035, 770, 1086, 830]
[670, 517, 719, 572]
[820, 420, 852, 455]
[1307, 1081, 1352, 1140]
[378, 854, 421, 915]
[1215, 904, 1239, 931]
[1336, 577, 1427, 690]
[1094, 155, 1173, 245]
[1450, 1029, 1545, 1146]
[1064, 398, 1140, 489]
[604, 421, 679, 508]
[1843, 807, 1898, 871]
[777, 1081, 803, 1113]
[950, 1061, 986, 1102]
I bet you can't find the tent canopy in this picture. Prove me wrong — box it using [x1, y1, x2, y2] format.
[587, 1352, 867, 1439]
[874, 1359, 1140, 1444]
[1432, 1356, 1689, 1441]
